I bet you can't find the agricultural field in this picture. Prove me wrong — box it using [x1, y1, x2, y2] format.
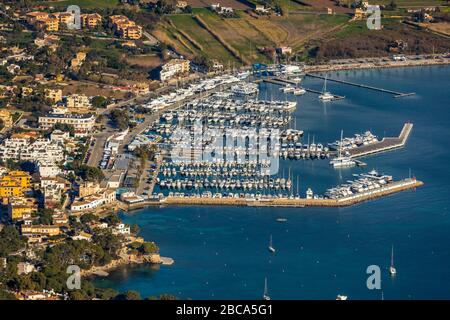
[153, 10, 349, 65]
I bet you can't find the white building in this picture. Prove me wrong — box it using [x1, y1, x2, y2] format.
[38, 160, 62, 178]
[112, 223, 131, 235]
[50, 129, 70, 143]
[159, 59, 190, 82]
[38, 113, 96, 137]
[0, 137, 65, 165]
[70, 189, 116, 212]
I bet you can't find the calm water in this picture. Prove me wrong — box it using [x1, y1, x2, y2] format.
[94, 65, 450, 300]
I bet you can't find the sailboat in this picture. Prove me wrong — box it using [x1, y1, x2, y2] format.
[263, 277, 271, 300]
[268, 234, 276, 253]
[330, 130, 356, 168]
[319, 75, 334, 101]
[389, 245, 397, 276]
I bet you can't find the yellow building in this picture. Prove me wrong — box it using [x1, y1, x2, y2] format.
[123, 25, 142, 40]
[109, 15, 142, 39]
[45, 88, 63, 103]
[36, 17, 59, 31]
[21, 225, 60, 237]
[0, 109, 13, 128]
[0, 171, 31, 199]
[354, 8, 367, 20]
[70, 52, 87, 70]
[81, 13, 102, 29]
[25, 12, 49, 24]
[52, 12, 74, 26]
[8, 203, 37, 220]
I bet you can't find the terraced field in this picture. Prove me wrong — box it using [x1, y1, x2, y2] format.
[154, 10, 349, 65]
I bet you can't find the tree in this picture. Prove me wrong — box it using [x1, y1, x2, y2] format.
[114, 290, 141, 300]
[74, 164, 105, 183]
[54, 123, 76, 137]
[91, 96, 108, 109]
[139, 242, 159, 254]
[0, 225, 26, 257]
[80, 213, 99, 225]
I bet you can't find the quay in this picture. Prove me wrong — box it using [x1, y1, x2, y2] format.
[348, 123, 413, 158]
[261, 78, 345, 100]
[120, 178, 423, 210]
[305, 73, 415, 98]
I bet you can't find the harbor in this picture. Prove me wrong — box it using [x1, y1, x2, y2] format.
[113, 67, 423, 211]
[95, 65, 450, 300]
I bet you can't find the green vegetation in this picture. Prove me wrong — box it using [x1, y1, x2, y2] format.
[73, 163, 105, 183]
[41, 0, 120, 9]
[0, 226, 26, 258]
[109, 109, 131, 130]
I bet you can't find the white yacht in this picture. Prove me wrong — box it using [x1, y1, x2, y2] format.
[319, 75, 334, 101]
[268, 234, 276, 253]
[280, 85, 295, 93]
[330, 157, 356, 168]
[389, 245, 397, 276]
[263, 277, 271, 300]
[336, 295, 348, 300]
[293, 87, 306, 95]
[231, 82, 258, 96]
[330, 130, 356, 168]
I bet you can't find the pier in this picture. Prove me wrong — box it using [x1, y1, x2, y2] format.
[121, 178, 423, 210]
[261, 78, 345, 100]
[348, 123, 413, 158]
[305, 73, 415, 98]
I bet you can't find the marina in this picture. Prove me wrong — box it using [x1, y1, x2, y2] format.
[96, 65, 450, 300]
[119, 69, 421, 211]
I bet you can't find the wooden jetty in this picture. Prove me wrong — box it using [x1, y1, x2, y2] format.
[305, 73, 415, 98]
[348, 123, 413, 159]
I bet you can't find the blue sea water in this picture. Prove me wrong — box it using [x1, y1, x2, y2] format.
[93, 65, 450, 300]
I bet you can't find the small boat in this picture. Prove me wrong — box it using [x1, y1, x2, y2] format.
[389, 245, 396, 276]
[268, 234, 276, 253]
[276, 218, 288, 222]
[319, 75, 334, 101]
[263, 277, 271, 300]
[280, 85, 295, 93]
[336, 295, 348, 300]
[293, 87, 306, 95]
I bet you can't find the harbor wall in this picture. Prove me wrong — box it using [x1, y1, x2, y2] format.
[122, 179, 423, 210]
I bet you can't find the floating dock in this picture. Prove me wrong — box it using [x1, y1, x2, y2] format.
[262, 78, 345, 100]
[305, 73, 415, 98]
[348, 123, 413, 159]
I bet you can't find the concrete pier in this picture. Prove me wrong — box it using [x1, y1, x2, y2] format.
[348, 123, 413, 158]
[126, 178, 423, 209]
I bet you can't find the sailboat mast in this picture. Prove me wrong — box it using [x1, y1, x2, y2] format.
[391, 245, 394, 267]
